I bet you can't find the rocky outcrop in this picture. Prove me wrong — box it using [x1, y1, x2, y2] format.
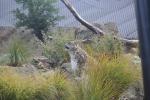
[74, 22, 118, 40]
[0, 26, 33, 43]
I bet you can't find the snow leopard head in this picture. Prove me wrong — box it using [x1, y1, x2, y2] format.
[65, 41, 78, 53]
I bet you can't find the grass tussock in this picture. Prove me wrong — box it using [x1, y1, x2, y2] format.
[73, 40, 140, 100]
[0, 67, 75, 100]
[8, 38, 30, 66]
[76, 54, 140, 100]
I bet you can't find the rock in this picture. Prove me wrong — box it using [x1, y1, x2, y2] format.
[0, 26, 34, 43]
[15, 27, 33, 41]
[33, 56, 49, 62]
[32, 56, 50, 70]
[124, 47, 139, 55]
[75, 22, 119, 40]
[12, 64, 39, 75]
[75, 27, 94, 40]
[103, 22, 119, 36]
[119, 81, 144, 100]
[0, 26, 16, 42]
[133, 56, 141, 65]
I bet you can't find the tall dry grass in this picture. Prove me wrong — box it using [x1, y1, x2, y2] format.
[75, 40, 140, 100]
[0, 53, 140, 100]
[79, 54, 140, 100]
[0, 67, 75, 100]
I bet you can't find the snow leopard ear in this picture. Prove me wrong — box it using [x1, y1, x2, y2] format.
[70, 41, 78, 45]
[81, 39, 93, 44]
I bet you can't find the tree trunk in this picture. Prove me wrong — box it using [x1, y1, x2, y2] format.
[34, 30, 45, 43]
[60, 0, 139, 48]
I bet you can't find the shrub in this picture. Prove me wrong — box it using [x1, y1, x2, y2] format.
[75, 55, 140, 100]
[42, 32, 73, 67]
[13, 0, 61, 42]
[8, 38, 30, 66]
[42, 40, 68, 66]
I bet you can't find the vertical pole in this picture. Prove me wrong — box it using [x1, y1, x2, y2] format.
[136, 0, 150, 99]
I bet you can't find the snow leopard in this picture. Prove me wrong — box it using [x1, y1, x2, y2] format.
[65, 41, 87, 76]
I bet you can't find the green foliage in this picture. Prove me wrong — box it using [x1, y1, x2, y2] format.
[42, 32, 74, 67]
[8, 38, 30, 66]
[42, 41, 69, 67]
[13, 0, 61, 42]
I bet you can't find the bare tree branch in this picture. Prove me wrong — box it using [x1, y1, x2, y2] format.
[60, 0, 104, 36]
[118, 37, 139, 48]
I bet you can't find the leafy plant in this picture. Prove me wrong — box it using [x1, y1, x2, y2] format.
[13, 0, 61, 42]
[8, 38, 30, 66]
[42, 32, 73, 67]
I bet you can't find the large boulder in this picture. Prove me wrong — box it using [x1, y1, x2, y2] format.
[75, 22, 119, 40]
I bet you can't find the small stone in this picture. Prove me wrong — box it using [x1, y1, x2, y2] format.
[32, 56, 50, 70]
